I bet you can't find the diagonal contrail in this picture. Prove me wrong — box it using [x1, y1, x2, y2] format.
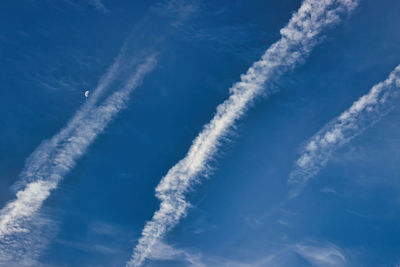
[0, 55, 156, 264]
[14, 42, 128, 191]
[0, 1, 198, 263]
[0, 45, 128, 238]
[288, 65, 400, 198]
[127, 0, 358, 266]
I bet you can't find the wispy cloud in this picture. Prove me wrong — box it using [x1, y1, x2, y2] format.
[321, 187, 338, 195]
[127, 0, 358, 266]
[145, 241, 279, 267]
[295, 241, 346, 266]
[147, 241, 187, 262]
[288, 65, 400, 198]
[53, 220, 136, 263]
[0, 54, 156, 264]
[147, 240, 348, 267]
[0, 214, 57, 266]
[0, 1, 200, 263]
[154, 0, 199, 28]
[87, 0, 110, 14]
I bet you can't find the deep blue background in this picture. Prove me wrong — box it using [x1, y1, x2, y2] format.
[0, 0, 399, 266]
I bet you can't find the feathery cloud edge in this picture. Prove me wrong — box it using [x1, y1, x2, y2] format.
[288, 64, 400, 198]
[128, 0, 358, 266]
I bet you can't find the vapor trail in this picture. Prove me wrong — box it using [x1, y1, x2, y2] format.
[128, 0, 358, 266]
[0, 48, 125, 238]
[0, 56, 156, 260]
[288, 65, 400, 198]
[16, 43, 127, 189]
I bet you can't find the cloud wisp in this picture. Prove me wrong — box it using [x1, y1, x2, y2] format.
[0, 55, 156, 264]
[0, 214, 57, 266]
[88, 0, 111, 14]
[128, 0, 358, 266]
[0, 1, 199, 264]
[145, 240, 279, 267]
[288, 65, 400, 198]
[295, 241, 346, 267]
[0, 45, 126, 236]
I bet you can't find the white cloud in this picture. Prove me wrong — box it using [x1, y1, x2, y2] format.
[0, 1, 200, 263]
[145, 241, 280, 267]
[295, 241, 346, 266]
[147, 241, 185, 261]
[0, 54, 156, 264]
[0, 215, 57, 267]
[154, 0, 199, 28]
[288, 65, 400, 198]
[321, 187, 338, 195]
[88, 0, 110, 14]
[127, 0, 358, 266]
[138, 240, 350, 267]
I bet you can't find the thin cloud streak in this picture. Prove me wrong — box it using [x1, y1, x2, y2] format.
[15, 43, 128, 189]
[0, 1, 196, 263]
[88, 0, 111, 14]
[128, 0, 358, 266]
[0, 48, 123, 237]
[0, 56, 156, 263]
[295, 241, 346, 267]
[289, 65, 400, 198]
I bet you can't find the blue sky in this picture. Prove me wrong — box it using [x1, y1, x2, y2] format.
[0, 0, 400, 266]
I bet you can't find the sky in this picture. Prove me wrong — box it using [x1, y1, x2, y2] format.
[0, 0, 400, 266]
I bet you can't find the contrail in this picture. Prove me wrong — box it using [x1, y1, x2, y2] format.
[14, 42, 128, 190]
[128, 0, 358, 266]
[0, 214, 57, 266]
[0, 0, 197, 263]
[0, 46, 127, 237]
[0, 56, 156, 263]
[288, 65, 400, 198]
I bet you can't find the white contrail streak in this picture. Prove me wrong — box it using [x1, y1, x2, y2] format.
[15, 44, 127, 190]
[0, 49, 124, 237]
[0, 56, 156, 257]
[128, 0, 358, 266]
[288, 65, 400, 198]
[0, 0, 196, 263]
